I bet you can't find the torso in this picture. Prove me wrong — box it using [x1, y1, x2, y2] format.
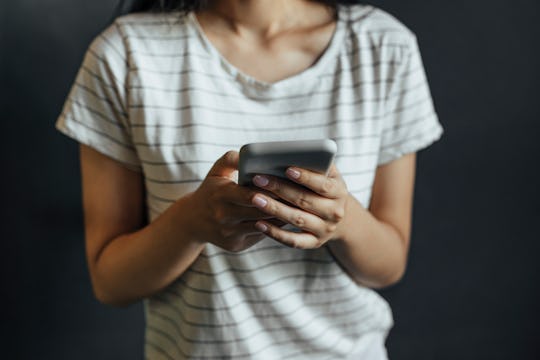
[57, 1, 442, 357]
[83, 4, 427, 358]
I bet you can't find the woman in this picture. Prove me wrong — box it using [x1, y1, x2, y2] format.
[56, 0, 443, 358]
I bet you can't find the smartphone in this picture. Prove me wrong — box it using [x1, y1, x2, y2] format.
[238, 139, 337, 186]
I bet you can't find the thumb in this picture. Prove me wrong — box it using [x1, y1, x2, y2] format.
[207, 151, 239, 177]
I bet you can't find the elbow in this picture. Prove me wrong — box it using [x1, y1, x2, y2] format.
[370, 266, 406, 289]
[92, 284, 134, 308]
[88, 267, 137, 308]
[371, 237, 409, 289]
[355, 261, 407, 290]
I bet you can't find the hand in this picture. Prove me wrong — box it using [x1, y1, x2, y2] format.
[249, 165, 349, 249]
[189, 151, 277, 252]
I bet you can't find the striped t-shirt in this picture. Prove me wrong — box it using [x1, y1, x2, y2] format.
[56, 4, 443, 359]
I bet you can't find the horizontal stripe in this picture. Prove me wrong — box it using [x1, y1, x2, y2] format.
[128, 77, 423, 105]
[145, 339, 175, 360]
[124, 33, 194, 41]
[381, 123, 442, 150]
[91, 38, 127, 68]
[129, 57, 412, 77]
[147, 191, 176, 204]
[127, 71, 416, 97]
[128, 91, 428, 119]
[383, 111, 435, 133]
[147, 296, 366, 346]
[118, 18, 187, 27]
[131, 138, 248, 147]
[127, 49, 211, 61]
[147, 325, 184, 358]
[133, 133, 379, 147]
[319, 62, 422, 80]
[73, 82, 127, 118]
[98, 33, 125, 60]
[85, 48, 127, 87]
[153, 279, 353, 320]
[145, 176, 202, 185]
[155, 289, 364, 334]
[141, 158, 214, 166]
[347, 7, 376, 23]
[227, 314, 373, 359]
[387, 95, 433, 115]
[337, 151, 379, 158]
[173, 269, 342, 295]
[340, 168, 373, 177]
[200, 244, 285, 259]
[128, 99, 372, 117]
[59, 113, 134, 150]
[187, 257, 334, 277]
[271, 321, 365, 359]
[148, 311, 373, 359]
[349, 185, 373, 194]
[66, 98, 126, 129]
[80, 66, 117, 90]
[130, 114, 382, 131]
[147, 202, 165, 216]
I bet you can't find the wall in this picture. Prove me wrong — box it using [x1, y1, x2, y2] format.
[3, 0, 539, 358]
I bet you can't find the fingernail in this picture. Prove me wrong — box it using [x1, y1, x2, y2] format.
[253, 196, 268, 208]
[255, 222, 268, 232]
[253, 175, 269, 187]
[286, 168, 301, 179]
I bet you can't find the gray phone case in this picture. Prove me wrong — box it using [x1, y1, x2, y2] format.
[238, 139, 337, 186]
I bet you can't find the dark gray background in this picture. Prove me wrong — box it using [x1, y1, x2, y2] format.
[3, 0, 539, 359]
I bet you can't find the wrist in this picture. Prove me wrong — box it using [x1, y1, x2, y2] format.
[170, 191, 208, 247]
[331, 193, 354, 243]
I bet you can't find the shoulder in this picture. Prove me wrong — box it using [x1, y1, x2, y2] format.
[113, 11, 190, 39]
[88, 12, 192, 60]
[342, 5, 418, 58]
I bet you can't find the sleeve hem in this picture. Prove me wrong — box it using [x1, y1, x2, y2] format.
[377, 123, 443, 166]
[56, 116, 142, 173]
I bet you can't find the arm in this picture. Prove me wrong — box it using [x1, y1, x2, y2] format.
[81, 146, 270, 306]
[80, 145, 205, 306]
[248, 153, 416, 289]
[326, 153, 415, 288]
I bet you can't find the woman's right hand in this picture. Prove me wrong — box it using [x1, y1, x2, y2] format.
[187, 151, 275, 252]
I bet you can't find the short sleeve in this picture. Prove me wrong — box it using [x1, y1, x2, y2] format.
[55, 22, 141, 172]
[377, 34, 443, 166]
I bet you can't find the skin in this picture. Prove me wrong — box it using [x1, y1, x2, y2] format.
[80, 0, 416, 306]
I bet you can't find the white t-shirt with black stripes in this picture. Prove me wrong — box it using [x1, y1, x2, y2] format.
[57, 4, 443, 359]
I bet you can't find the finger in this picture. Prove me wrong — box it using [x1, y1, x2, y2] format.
[219, 223, 266, 252]
[251, 194, 327, 237]
[254, 221, 321, 249]
[284, 165, 347, 199]
[216, 203, 275, 224]
[252, 175, 338, 221]
[221, 221, 266, 238]
[207, 151, 239, 178]
[220, 183, 277, 207]
[267, 218, 288, 228]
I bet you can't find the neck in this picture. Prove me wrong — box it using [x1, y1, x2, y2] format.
[203, 0, 332, 37]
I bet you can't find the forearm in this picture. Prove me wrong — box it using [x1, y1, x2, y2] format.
[327, 194, 408, 288]
[90, 193, 205, 306]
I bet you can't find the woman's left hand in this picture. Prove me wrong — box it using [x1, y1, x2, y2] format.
[250, 165, 349, 249]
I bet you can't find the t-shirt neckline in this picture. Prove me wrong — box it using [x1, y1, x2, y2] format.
[187, 6, 348, 93]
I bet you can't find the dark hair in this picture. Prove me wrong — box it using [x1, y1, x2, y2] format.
[116, 0, 361, 15]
